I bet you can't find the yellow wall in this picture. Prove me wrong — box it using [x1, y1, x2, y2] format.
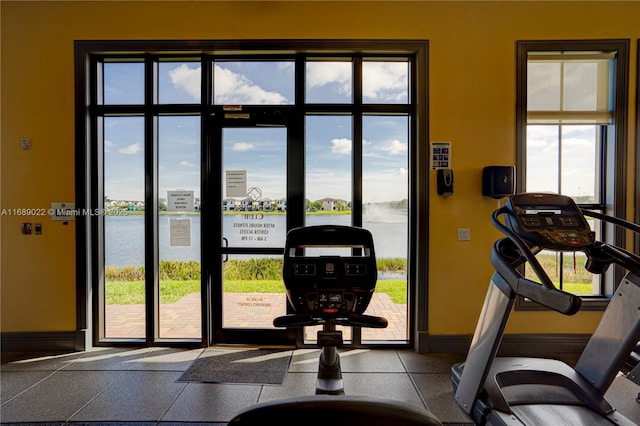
[1, 1, 638, 337]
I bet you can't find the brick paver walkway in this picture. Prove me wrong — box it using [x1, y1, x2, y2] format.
[106, 292, 407, 341]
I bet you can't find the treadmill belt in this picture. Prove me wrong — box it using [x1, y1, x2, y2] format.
[511, 404, 614, 425]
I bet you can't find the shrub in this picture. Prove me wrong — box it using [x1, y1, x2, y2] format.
[105, 257, 406, 281]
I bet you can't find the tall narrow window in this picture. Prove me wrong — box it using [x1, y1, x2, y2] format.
[517, 40, 629, 304]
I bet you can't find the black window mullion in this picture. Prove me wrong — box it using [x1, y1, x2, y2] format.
[352, 57, 363, 228]
[144, 56, 159, 344]
[89, 57, 104, 344]
[351, 57, 363, 344]
[201, 56, 215, 345]
[287, 55, 305, 231]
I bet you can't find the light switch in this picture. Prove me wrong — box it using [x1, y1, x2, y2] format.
[458, 228, 471, 241]
[21, 137, 31, 150]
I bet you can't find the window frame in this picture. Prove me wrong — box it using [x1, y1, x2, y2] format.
[515, 39, 630, 311]
[636, 40, 640, 257]
[75, 39, 430, 347]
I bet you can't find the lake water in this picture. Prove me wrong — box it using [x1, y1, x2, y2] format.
[105, 211, 408, 267]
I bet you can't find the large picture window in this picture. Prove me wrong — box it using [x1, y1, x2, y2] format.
[516, 40, 629, 308]
[76, 40, 428, 346]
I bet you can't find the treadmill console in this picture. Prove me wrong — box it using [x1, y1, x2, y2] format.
[283, 225, 377, 317]
[504, 193, 594, 250]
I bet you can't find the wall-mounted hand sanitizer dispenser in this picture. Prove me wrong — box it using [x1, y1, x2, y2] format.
[437, 169, 454, 196]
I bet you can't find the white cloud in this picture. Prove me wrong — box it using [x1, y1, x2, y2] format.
[397, 167, 408, 175]
[179, 160, 197, 168]
[363, 62, 408, 102]
[306, 62, 352, 95]
[233, 142, 254, 151]
[104, 139, 114, 152]
[331, 138, 352, 154]
[168, 63, 289, 104]
[118, 143, 142, 154]
[214, 65, 287, 104]
[381, 139, 407, 155]
[168, 64, 201, 100]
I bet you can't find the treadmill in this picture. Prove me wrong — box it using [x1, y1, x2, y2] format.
[451, 193, 640, 425]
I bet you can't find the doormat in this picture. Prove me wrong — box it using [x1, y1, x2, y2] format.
[179, 348, 292, 385]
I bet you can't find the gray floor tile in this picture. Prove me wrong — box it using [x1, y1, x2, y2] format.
[343, 372, 426, 409]
[1, 351, 85, 372]
[0, 423, 66, 426]
[0, 370, 54, 403]
[161, 382, 261, 423]
[398, 350, 465, 374]
[64, 347, 153, 371]
[70, 371, 186, 422]
[0, 370, 124, 423]
[289, 348, 405, 374]
[259, 372, 318, 401]
[123, 347, 204, 371]
[411, 372, 474, 425]
[288, 349, 323, 373]
[604, 375, 640, 423]
[338, 348, 406, 373]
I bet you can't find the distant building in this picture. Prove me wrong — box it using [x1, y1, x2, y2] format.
[318, 197, 348, 211]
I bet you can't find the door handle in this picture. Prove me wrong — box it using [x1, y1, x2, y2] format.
[222, 237, 229, 263]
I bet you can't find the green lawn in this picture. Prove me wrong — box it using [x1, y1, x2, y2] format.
[106, 279, 408, 305]
[106, 278, 596, 305]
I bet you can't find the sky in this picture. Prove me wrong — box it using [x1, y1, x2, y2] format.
[103, 58, 603, 204]
[103, 60, 409, 204]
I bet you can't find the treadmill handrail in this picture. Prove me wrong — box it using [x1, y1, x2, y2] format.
[580, 208, 640, 234]
[491, 239, 582, 315]
[579, 209, 640, 274]
[491, 207, 559, 291]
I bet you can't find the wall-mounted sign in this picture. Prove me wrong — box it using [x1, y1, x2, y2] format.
[226, 170, 247, 197]
[170, 218, 191, 246]
[167, 191, 194, 211]
[431, 141, 452, 170]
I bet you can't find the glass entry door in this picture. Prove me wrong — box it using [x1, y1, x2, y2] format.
[214, 125, 295, 343]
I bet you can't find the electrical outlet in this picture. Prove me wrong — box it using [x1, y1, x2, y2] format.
[458, 228, 471, 241]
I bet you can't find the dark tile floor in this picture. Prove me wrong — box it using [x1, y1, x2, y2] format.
[1, 347, 638, 425]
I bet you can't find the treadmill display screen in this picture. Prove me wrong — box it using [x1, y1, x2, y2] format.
[505, 193, 594, 250]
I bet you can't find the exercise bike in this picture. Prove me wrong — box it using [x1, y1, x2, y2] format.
[451, 192, 640, 425]
[229, 225, 442, 425]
